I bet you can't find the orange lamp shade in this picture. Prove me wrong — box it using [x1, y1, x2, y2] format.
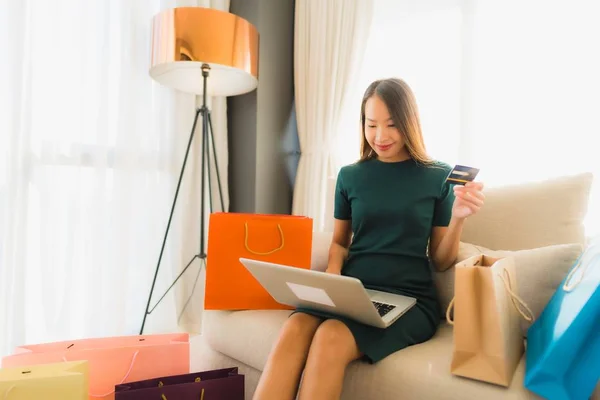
[149, 7, 259, 97]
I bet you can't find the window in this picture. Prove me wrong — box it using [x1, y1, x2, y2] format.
[335, 0, 600, 235]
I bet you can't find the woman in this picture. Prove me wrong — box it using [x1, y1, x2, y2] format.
[253, 78, 485, 400]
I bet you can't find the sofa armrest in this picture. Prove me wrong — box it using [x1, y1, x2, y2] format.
[311, 231, 333, 272]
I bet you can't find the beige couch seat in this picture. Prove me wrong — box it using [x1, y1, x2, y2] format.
[201, 310, 534, 399]
[191, 173, 599, 399]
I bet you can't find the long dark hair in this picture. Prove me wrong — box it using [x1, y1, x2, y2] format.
[359, 78, 433, 165]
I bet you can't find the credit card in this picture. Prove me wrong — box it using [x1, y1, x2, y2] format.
[446, 164, 480, 185]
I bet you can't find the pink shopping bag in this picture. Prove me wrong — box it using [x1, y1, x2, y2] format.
[1, 333, 189, 400]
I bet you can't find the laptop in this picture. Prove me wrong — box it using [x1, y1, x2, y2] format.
[239, 258, 417, 329]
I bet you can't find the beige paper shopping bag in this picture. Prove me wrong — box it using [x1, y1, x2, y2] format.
[446, 254, 534, 387]
[0, 360, 88, 400]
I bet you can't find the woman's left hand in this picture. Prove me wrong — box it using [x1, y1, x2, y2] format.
[452, 181, 485, 220]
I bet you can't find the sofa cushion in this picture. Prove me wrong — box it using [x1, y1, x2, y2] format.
[340, 324, 534, 400]
[461, 173, 593, 250]
[435, 242, 583, 336]
[311, 230, 333, 272]
[203, 310, 538, 399]
[203, 310, 293, 372]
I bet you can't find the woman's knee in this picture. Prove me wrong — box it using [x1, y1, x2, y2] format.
[279, 312, 322, 343]
[309, 319, 361, 364]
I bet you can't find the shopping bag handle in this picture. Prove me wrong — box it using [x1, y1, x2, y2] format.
[162, 390, 204, 400]
[445, 298, 455, 326]
[445, 268, 535, 325]
[162, 393, 204, 400]
[499, 268, 535, 322]
[446, 256, 483, 325]
[562, 251, 600, 292]
[160, 377, 204, 400]
[244, 222, 285, 255]
[3, 385, 15, 400]
[63, 350, 140, 397]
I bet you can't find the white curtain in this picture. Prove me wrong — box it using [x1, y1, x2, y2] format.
[334, 0, 600, 237]
[0, 0, 229, 358]
[292, 0, 374, 232]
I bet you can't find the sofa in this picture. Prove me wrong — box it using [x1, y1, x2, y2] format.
[190, 172, 600, 399]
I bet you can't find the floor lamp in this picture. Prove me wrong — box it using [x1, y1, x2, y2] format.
[139, 7, 259, 334]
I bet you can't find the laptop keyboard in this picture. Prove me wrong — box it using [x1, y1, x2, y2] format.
[372, 301, 396, 317]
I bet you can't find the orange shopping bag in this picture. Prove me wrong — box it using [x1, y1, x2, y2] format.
[205, 212, 313, 310]
[1, 333, 189, 400]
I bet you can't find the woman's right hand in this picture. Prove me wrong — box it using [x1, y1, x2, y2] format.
[325, 267, 341, 275]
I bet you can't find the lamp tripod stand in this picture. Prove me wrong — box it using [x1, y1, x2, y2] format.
[142, 5, 258, 334]
[139, 64, 224, 334]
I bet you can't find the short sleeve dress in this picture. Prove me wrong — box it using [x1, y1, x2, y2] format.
[295, 157, 455, 363]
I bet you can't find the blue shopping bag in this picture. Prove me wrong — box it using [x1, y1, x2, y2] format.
[524, 240, 600, 400]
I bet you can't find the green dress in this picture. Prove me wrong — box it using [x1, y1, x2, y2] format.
[295, 157, 455, 363]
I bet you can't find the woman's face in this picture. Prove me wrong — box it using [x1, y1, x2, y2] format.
[364, 95, 408, 162]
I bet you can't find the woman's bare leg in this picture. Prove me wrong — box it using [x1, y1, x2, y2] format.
[297, 319, 363, 400]
[253, 313, 323, 400]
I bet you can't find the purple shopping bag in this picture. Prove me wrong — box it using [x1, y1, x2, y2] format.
[114, 367, 244, 400]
